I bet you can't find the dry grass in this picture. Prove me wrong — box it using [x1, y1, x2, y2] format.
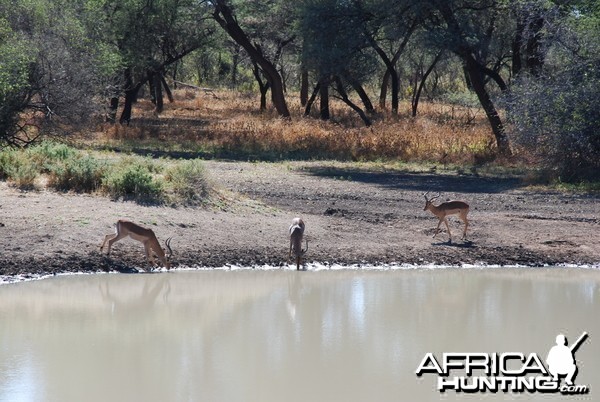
[90, 89, 497, 164]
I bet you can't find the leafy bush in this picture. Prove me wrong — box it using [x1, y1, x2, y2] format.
[507, 67, 600, 182]
[6, 159, 38, 189]
[48, 155, 105, 192]
[0, 141, 211, 204]
[0, 147, 38, 188]
[164, 159, 209, 204]
[0, 29, 34, 146]
[28, 141, 77, 162]
[0, 147, 19, 179]
[102, 162, 163, 202]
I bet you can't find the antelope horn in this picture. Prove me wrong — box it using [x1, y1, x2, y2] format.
[165, 237, 173, 259]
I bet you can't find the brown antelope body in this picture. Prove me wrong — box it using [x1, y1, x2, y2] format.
[289, 217, 308, 270]
[100, 219, 173, 270]
[423, 193, 469, 242]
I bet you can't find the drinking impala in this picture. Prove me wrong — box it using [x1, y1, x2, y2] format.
[289, 217, 308, 270]
[100, 219, 173, 270]
[423, 192, 470, 242]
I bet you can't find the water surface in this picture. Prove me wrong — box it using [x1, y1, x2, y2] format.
[0, 267, 598, 402]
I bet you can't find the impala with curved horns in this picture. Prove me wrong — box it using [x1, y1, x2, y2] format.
[100, 219, 173, 270]
[423, 192, 469, 242]
[289, 217, 308, 270]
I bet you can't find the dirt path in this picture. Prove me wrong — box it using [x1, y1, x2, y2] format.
[1, 160, 599, 278]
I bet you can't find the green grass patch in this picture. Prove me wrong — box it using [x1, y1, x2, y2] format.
[551, 180, 600, 193]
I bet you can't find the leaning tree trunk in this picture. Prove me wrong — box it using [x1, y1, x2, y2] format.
[375, 24, 415, 111]
[412, 52, 441, 117]
[119, 68, 143, 125]
[304, 83, 320, 116]
[346, 76, 374, 114]
[213, 1, 290, 118]
[334, 77, 371, 127]
[464, 56, 511, 156]
[252, 62, 270, 111]
[160, 74, 174, 103]
[372, 44, 400, 115]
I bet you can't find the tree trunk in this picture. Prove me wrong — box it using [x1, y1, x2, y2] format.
[319, 78, 330, 121]
[160, 74, 174, 103]
[153, 73, 164, 114]
[304, 83, 320, 116]
[525, 15, 545, 76]
[379, 69, 389, 109]
[213, 1, 290, 118]
[334, 77, 371, 127]
[464, 56, 511, 156]
[116, 45, 200, 123]
[119, 68, 139, 125]
[148, 71, 157, 105]
[107, 97, 119, 123]
[231, 45, 240, 88]
[371, 44, 399, 115]
[347, 77, 374, 114]
[300, 68, 309, 107]
[374, 22, 415, 111]
[512, 18, 525, 76]
[252, 62, 270, 111]
[436, 2, 511, 156]
[412, 52, 441, 117]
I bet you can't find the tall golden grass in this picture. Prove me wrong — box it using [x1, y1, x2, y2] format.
[95, 89, 497, 164]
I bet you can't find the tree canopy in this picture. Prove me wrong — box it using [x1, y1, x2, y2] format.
[1, 0, 598, 179]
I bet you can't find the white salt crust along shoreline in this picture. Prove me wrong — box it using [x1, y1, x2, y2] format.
[1, 262, 599, 286]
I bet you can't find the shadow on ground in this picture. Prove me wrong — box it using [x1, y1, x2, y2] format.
[303, 166, 523, 194]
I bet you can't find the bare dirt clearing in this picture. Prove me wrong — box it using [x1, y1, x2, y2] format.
[1, 160, 598, 277]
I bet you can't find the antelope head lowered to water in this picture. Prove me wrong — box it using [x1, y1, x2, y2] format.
[423, 192, 470, 243]
[100, 219, 173, 270]
[289, 217, 308, 270]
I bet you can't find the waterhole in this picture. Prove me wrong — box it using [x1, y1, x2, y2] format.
[0, 267, 598, 401]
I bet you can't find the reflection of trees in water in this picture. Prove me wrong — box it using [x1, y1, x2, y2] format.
[286, 273, 303, 322]
[99, 275, 171, 316]
[0, 269, 598, 402]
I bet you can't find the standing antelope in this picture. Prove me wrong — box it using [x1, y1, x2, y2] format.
[289, 217, 308, 270]
[423, 192, 469, 243]
[100, 219, 173, 270]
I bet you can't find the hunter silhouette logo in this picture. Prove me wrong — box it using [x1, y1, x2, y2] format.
[546, 332, 587, 386]
[416, 332, 590, 395]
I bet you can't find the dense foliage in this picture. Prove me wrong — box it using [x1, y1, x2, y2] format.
[0, 0, 598, 181]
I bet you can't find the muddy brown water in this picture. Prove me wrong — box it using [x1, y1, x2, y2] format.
[0, 267, 598, 402]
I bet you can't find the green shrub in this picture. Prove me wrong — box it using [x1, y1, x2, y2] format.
[27, 141, 78, 173]
[28, 141, 77, 161]
[8, 159, 38, 189]
[164, 159, 209, 204]
[103, 163, 163, 202]
[0, 147, 38, 188]
[0, 142, 212, 205]
[48, 155, 105, 192]
[0, 147, 19, 179]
